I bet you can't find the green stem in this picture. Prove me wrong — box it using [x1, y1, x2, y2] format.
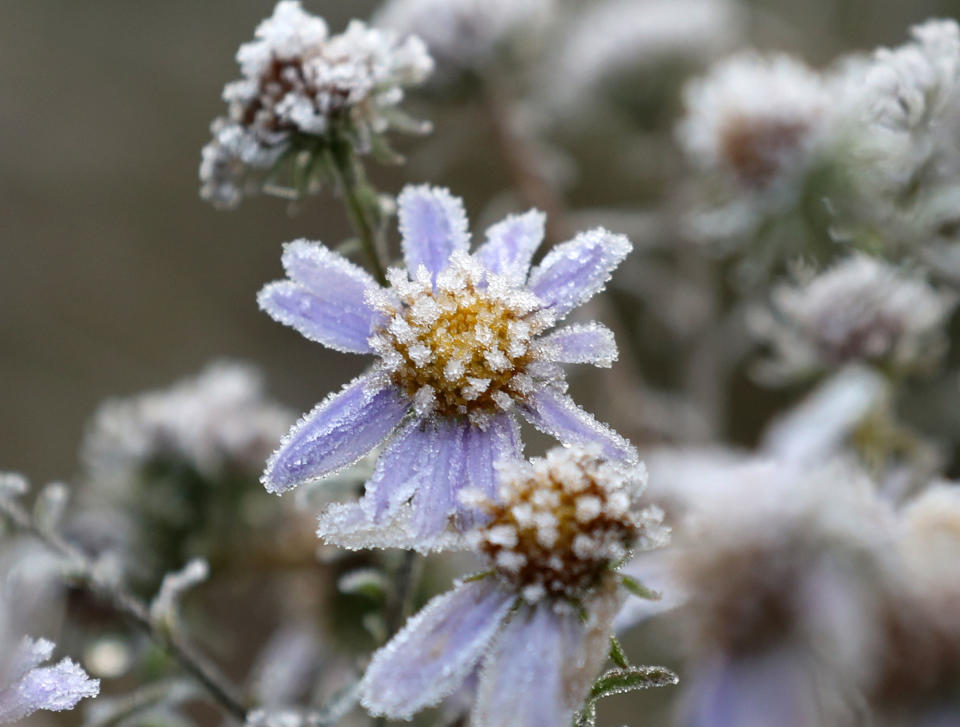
[329, 137, 388, 286]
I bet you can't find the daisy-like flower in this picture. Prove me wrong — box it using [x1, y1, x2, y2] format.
[259, 185, 636, 547]
[200, 1, 433, 208]
[358, 446, 667, 726]
[678, 52, 831, 190]
[373, 0, 553, 78]
[751, 254, 956, 381]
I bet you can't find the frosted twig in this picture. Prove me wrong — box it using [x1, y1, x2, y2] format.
[0, 496, 249, 723]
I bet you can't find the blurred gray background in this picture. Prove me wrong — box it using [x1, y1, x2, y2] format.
[4, 0, 960, 484]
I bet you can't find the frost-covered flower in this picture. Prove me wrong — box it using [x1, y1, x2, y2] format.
[358, 447, 667, 725]
[77, 362, 293, 585]
[0, 637, 99, 724]
[374, 0, 553, 76]
[550, 0, 743, 106]
[623, 458, 899, 726]
[200, 1, 433, 208]
[259, 185, 636, 548]
[678, 52, 831, 189]
[751, 255, 956, 381]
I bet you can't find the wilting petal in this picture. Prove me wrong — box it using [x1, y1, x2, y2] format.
[258, 241, 385, 353]
[682, 652, 820, 727]
[0, 640, 99, 724]
[263, 375, 410, 493]
[537, 322, 618, 367]
[527, 228, 631, 319]
[360, 579, 514, 720]
[520, 388, 637, 463]
[474, 604, 591, 727]
[475, 210, 545, 283]
[398, 185, 470, 281]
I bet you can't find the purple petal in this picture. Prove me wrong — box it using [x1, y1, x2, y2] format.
[527, 228, 631, 319]
[360, 578, 514, 720]
[0, 642, 99, 724]
[363, 418, 429, 520]
[455, 415, 523, 529]
[398, 185, 470, 281]
[537, 322, 618, 367]
[409, 419, 469, 538]
[520, 388, 637, 463]
[474, 604, 589, 727]
[262, 375, 410, 493]
[258, 241, 386, 354]
[2, 638, 53, 687]
[475, 210, 545, 283]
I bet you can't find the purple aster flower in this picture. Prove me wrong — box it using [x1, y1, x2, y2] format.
[258, 184, 636, 547]
[0, 637, 99, 724]
[358, 447, 667, 726]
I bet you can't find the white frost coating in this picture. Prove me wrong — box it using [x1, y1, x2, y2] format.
[359, 579, 514, 718]
[398, 185, 472, 279]
[752, 254, 956, 380]
[678, 52, 831, 188]
[475, 209, 546, 284]
[536, 322, 618, 367]
[201, 1, 433, 208]
[149, 559, 210, 626]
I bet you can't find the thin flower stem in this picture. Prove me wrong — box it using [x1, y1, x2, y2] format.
[329, 137, 388, 286]
[0, 497, 249, 724]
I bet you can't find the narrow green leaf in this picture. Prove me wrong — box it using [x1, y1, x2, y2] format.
[621, 575, 662, 601]
[589, 666, 679, 702]
[608, 635, 630, 669]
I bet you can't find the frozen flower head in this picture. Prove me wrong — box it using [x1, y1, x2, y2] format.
[358, 447, 668, 726]
[78, 362, 292, 585]
[752, 255, 956, 382]
[260, 185, 636, 548]
[374, 0, 553, 77]
[200, 1, 433, 208]
[678, 52, 830, 190]
[0, 638, 99, 724]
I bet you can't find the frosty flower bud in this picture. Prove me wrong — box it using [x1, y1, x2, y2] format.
[200, 1, 433, 208]
[374, 0, 553, 78]
[752, 254, 956, 381]
[470, 446, 657, 602]
[678, 52, 831, 189]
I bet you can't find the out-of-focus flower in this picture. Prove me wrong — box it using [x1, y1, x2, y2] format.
[259, 184, 635, 549]
[77, 362, 293, 585]
[374, 0, 553, 78]
[623, 457, 898, 726]
[0, 637, 99, 724]
[550, 0, 744, 107]
[678, 52, 831, 191]
[751, 255, 956, 382]
[359, 446, 667, 726]
[200, 0, 433, 208]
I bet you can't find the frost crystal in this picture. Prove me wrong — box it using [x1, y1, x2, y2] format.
[374, 0, 553, 75]
[752, 254, 956, 380]
[259, 185, 636, 548]
[0, 637, 99, 723]
[200, 1, 433, 208]
[678, 52, 831, 189]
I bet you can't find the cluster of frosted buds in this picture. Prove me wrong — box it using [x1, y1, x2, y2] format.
[374, 0, 553, 77]
[678, 52, 831, 190]
[200, 1, 433, 208]
[751, 254, 956, 381]
[359, 447, 669, 727]
[467, 446, 659, 602]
